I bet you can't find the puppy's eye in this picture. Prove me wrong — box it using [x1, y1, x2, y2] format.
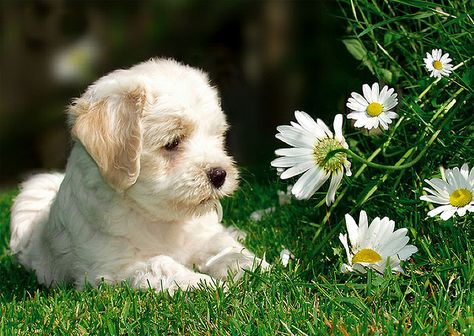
[164, 138, 181, 151]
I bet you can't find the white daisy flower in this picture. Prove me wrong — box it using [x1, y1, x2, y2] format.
[339, 210, 418, 274]
[346, 83, 398, 131]
[420, 163, 474, 220]
[423, 49, 453, 78]
[271, 112, 352, 205]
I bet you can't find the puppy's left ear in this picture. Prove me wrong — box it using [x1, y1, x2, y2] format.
[69, 84, 146, 192]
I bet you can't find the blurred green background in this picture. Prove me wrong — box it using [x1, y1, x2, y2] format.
[0, 0, 368, 189]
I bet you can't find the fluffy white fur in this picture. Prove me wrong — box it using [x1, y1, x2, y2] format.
[10, 58, 267, 293]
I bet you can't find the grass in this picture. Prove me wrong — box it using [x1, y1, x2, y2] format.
[1, 0, 473, 334]
[1, 174, 473, 335]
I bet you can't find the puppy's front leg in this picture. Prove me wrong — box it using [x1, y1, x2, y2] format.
[126, 255, 215, 294]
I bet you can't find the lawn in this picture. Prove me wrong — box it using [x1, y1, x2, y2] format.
[1, 174, 473, 334]
[1, 0, 473, 335]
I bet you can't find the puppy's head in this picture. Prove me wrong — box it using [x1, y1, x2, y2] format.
[68, 58, 238, 221]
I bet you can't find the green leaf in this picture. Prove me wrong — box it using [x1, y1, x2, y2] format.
[379, 68, 393, 83]
[342, 39, 367, 61]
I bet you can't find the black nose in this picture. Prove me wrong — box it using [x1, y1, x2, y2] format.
[207, 168, 226, 189]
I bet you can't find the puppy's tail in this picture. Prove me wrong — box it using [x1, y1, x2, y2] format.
[9, 173, 64, 255]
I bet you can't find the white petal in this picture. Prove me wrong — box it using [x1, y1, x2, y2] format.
[347, 97, 367, 112]
[333, 114, 344, 141]
[380, 236, 410, 257]
[345, 213, 359, 247]
[371, 83, 380, 101]
[367, 117, 380, 130]
[326, 169, 344, 205]
[383, 95, 398, 110]
[374, 217, 395, 247]
[294, 111, 326, 138]
[275, 129, 315, 149]
[277, 124, 316, 142]
[341, 263, 354, 273]
[379, 85, 389, 103]
[297, 168, 330, 200]
[279, 160, 314, 179]
[440, 208, 456, 220]
[425, 178, 450, 196]
[291, 167, 324, 199]
[457, 206, 468, 216]
[385, 112, 399, 121]
[352, 263, 367, 273]
[419, 194, 450, 204]
[460, 163, 470, 180]
[316, 118, 333, 138]
[427, 204, 453, 217]
[379, 119, 389, 130]
[271, 155, 313, 168]
[344, 160, 352, 176]
[397, 245, 418, 260]
[362, 84, 372, 102]
[469, 165, 474, 185]
[365, 217, 383, 248]
[347, 111, 365, 120]
[358, 210, 369, 242]
[275, 147, 314, 157]
[339, 233, 352, 263]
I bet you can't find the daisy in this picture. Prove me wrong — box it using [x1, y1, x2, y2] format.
[420, 163, 474, 220]
[346, 83, 398, 131]
[271, 112, 352, 205]
[423, 49, 453, 78]
[339, 210, 418, 274]
[279, 248, 295, 267]
[52, 36, 100, 84]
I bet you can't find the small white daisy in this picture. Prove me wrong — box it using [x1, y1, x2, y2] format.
[52, 36, 100, 84]
[423, 49, 453, 78]
[346, 83, 398, 130]
[277, 185, 293, 205]
[271, 112, 352, 205]
[420, 163, 474, 220]
[339, 210, 418, 274]
[249, 207, 275, 222]
[279, 248, 295, 267]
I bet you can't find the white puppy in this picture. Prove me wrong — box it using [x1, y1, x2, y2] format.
[10, 58, 267, 292]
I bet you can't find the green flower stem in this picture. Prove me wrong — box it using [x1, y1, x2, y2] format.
[317, 86, 462, 229]
[356, 148, 416, 208]
[383, 57, 470, 156]
[343, 86, 464, 171]
[328, 141, 438, 171]
[353, 91, 462, 208]
[382, 116, 405, 155]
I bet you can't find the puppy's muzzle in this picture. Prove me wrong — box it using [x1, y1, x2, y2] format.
[207, 167, 226, 189]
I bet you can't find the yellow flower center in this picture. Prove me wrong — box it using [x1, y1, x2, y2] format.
[432, 60, 443, 70]
[366, 102, 383, 117]
[313, 138, 346, 173]
[449, 188, 472, 207]
[352, 248, 382, 263]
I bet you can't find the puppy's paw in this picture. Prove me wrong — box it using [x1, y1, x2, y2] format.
[175, 273, 217, 292]
[203, 247, 269, 280]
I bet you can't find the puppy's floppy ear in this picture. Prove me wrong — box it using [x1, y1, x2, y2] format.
[69, 83, 146, 192]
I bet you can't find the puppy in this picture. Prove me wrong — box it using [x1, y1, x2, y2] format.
[10, 58, 267, 292]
